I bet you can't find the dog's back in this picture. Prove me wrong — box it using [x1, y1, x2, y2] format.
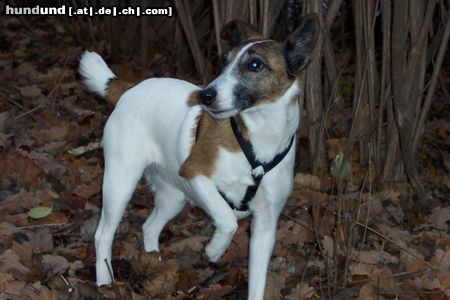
[79, 52, 202, 171]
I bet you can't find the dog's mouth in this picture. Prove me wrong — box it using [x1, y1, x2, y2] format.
[204, 107, 239, 119]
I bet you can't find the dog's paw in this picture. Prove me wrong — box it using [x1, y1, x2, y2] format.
[96, 273, 113, 286]
[205, 243, 224, 262]
[143, 239, 159, 252]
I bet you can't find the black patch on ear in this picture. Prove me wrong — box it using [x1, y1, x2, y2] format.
[221, 21, 242, 47]
[283, 14, 320, 75]
[221, 20, 262, 47]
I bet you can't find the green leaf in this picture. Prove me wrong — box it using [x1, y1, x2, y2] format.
[28, 206, 52, 219]
[330, 153, 351, 179]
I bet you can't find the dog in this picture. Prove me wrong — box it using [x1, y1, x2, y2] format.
[79, 15, 319, 299]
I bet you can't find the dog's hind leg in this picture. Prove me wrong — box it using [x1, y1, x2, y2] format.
[142, 178, 186, 252]
[95, 158, 145, 286]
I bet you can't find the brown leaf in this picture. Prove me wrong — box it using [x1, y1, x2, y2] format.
[277, 220, 313, 249]
[350, 263, 373, 277]
[175, 269, 199, 293]
[41, 254, 69, 275]
[38, 211, 68, 225]
[264, 272, 285, 300]
[294, 172, 321, 191]
[287, 282, 317, 299]
[80, 215, 99, 241]
[166, 236, 209, 253]
[0, 151, 41, 188]
[73, 181, 102, 199]
[118, 241, 140, 261]
[30, 228, 54, 252]
[42, 124, 70, 142]
[323, 235, 335, 257]
[11, 241, 32, 269]
[291, 189, 328, 206]
[18, 84, 42, 98]
[326, 138, 348, 160]
[428, 207, 450, 231]
[0, 249, 31, 275]
[352, 250, 399, 265]
[4, 279, 26, 296]
[0, 272, 14, 285]
[356, 284, 376, 300]
[197, 283, 235, 298]
[136, 256, 179, 296]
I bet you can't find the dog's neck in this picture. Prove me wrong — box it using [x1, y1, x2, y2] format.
[238, 80, 300, 163]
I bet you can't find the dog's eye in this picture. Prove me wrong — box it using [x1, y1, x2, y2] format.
[248, 58, 264, 72]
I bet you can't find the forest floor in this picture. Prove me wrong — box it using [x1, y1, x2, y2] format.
[0, 16, 449, 300]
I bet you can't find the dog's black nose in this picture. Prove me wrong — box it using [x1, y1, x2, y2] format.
[198, 88, 217, 106]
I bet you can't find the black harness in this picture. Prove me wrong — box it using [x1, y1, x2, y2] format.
[219, 117, 295, 211]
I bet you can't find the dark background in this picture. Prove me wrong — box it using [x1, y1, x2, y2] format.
[0, 0, 449, 299]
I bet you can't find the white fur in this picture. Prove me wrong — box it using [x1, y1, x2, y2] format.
[83, 50, 300, 300]
[79, 51, 117, 97]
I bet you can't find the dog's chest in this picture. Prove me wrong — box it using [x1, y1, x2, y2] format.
[211, 148, 255, 207]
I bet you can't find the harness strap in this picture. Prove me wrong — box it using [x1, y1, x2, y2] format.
[220, 117, 295, 211]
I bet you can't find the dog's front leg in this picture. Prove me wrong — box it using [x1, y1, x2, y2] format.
[248, 196, 285, 300]
[189, 176, 238, 262]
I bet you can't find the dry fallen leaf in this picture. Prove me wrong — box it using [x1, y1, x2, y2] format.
[18, 84, 42, 98]
[73, 181, 102, 199]
[0, 249, 31, 275]
[352, 250, 399, 265]
[428, 207, 450, 231]
[294, 172, 321, 191]
[286, 282, 317, 299]
[356, 284, 376, 300]
[41, 254, 69, 275]
[264, 272, 285, 300]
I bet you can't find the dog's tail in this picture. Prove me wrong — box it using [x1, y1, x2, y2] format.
[78, 51, 133, 105]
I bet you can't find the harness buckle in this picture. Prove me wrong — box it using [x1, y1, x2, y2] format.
[251, 165, 265, 178]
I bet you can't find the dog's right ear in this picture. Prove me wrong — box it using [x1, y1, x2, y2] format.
[221, 20, 263, 47]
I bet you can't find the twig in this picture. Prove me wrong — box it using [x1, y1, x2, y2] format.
[68, 142, 102, 156]
[60, 274, 73, 293]
[104, 258, 115, 284]
[14, 102, 44, 120]
[439, 73, 449, 101]
[353, 221, 433, 269]
[173, 0, 207, 81]
[49, 50, 73, 112]
[281, 212, 315, 233]
[378, 290, 445, 296]
[413, 16, 450, 149]
[5, 96, 26, 111]
[0, 222, 70, 235]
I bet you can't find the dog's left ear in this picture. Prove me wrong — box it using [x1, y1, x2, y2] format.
[221, 20, 263, 47]
[283, 14, 320, 75]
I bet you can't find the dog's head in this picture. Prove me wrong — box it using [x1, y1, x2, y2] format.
[198, 14, 320, 119]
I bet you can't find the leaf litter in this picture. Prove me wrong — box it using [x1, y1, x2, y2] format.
[0, 15, 449, 300]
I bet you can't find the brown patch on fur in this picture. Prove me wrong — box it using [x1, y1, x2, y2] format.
[179, 112, 244, 180]
[187, 91, 200, 107]
[253, 43, 294, 106]
[235, 115, 249, 140]
[106, 80, 135, 105]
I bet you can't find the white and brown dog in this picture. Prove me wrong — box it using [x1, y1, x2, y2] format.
[79, 15, 318, 299]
